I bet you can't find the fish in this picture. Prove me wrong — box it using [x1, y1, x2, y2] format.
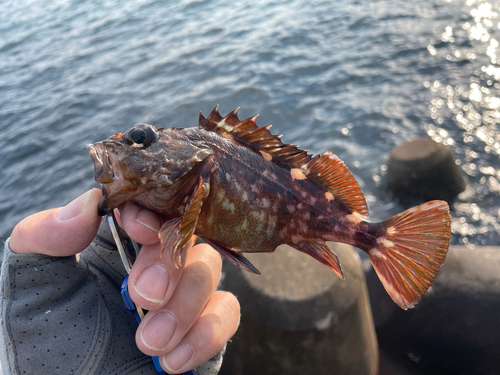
[86, 106, 451, 310]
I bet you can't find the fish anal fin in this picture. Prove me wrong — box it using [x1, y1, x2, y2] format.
[202, 237, 261, 274]
[290, 241, 344, 279]
[159, 177, 210, 268]
[368, 200, 451, 309]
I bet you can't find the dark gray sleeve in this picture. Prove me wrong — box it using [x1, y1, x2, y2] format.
[0, 219, 224, 375]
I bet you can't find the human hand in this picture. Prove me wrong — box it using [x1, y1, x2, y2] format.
[9, 188, 240, 374]
[119, 200, 240, 374]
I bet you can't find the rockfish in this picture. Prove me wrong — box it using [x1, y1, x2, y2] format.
[86, 107, 451, 309]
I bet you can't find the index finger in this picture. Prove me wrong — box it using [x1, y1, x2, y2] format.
[119, 201, 162, 246]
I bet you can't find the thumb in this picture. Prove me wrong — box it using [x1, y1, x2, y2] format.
[9, 188, 103, 256]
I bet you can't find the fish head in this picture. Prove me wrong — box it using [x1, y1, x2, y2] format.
[86, 124, 163, 215]
[87, 124, 213, 216]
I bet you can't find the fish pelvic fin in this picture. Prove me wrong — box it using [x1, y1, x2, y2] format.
[368, 200, 451, 310]
[201, 237, 261, 274]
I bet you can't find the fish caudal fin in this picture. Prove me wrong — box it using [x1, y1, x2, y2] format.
[369, 200, 451, 310]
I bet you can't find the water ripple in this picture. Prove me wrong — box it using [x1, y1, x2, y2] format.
[1, 0, 497, 247]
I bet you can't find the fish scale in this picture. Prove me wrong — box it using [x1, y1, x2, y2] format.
[87, 106, 451, 310]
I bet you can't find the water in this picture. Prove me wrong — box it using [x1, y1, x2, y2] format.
[1, 0, 499, 248]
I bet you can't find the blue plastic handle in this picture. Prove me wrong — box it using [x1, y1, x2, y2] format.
[121, 276, 197, 375]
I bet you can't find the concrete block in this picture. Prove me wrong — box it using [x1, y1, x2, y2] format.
[219, 243, 378, 375]
[373, 245, 500, 374]
[387, 138, 466, 205]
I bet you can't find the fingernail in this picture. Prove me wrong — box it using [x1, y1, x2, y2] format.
[162, 343, 193, 373]
[132, 264, 169, 304]
[57, 189, 94, 221]
[134, 208, 160, 233]
[140, 311, 177, 351]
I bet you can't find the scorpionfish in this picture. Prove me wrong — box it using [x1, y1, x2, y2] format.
[87, 106, 451, 309]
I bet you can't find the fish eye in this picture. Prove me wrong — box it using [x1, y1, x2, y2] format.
[124, 124, 157, 148]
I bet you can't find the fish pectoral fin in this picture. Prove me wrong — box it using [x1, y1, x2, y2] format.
[159, 176, 210, 268]
[201, 237, 261, 275]
[290, 241, 344, 279]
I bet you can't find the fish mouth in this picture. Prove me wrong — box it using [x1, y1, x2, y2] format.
[86, 143, 114, 216]
[86, 143, 115, 184]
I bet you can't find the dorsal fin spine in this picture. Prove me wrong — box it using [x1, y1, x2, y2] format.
[199, 107, 369, 216]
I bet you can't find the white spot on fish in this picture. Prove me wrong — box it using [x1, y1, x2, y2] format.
[387, 226, 397, 236]
[242, 191, 248, 201]
[324, 151, 340, 161]
[370, 247, 384, 258]
[291, 168, 307, 180]
[261, 198, 270, 208]
[287, 204, 295, 213]
[194, 149, 211, 161]
[251, 210, 266, 222]
[347, 212, 364, 224]
[267, 215, 277, 230]
[216, 190, 225, 202]
[377, 237, 394, 248]
[325, 192, 334, 201]
[225, 173, 232, 181]
[241, 218, 249, 230]
[222, 199, 235, 214]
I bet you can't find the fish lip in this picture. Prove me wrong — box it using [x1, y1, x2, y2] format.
[86, 143, 115, 184]
[86, 143, 114, 216]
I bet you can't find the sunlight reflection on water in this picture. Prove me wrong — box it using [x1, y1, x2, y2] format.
[426, 0, 500, 248]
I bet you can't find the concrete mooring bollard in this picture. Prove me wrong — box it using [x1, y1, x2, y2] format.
[219, 243, 378, 375]
[386, 138, 466, 205]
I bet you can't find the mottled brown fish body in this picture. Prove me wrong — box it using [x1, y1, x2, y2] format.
[87, 107, 451, 309]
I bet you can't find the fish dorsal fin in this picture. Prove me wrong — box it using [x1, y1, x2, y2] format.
[199, 106, 368, 216]
[303, 152, 368, 216]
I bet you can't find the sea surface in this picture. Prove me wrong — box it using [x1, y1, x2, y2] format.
[1, 0, 500, 249]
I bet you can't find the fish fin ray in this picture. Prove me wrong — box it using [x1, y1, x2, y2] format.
[199, 107, 368, 215]
[159, 177, 209, 268]
[290, 241, 344, 279]
[368, 200, 451, 309]
[202, 237, 261, 274]
[304, 152, 368, 216]
[198, 106, 368, 216]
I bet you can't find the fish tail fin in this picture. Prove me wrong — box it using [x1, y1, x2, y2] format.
[368, 200, 451, 310]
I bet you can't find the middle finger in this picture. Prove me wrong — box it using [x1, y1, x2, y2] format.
[135, 243, 222, 356]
